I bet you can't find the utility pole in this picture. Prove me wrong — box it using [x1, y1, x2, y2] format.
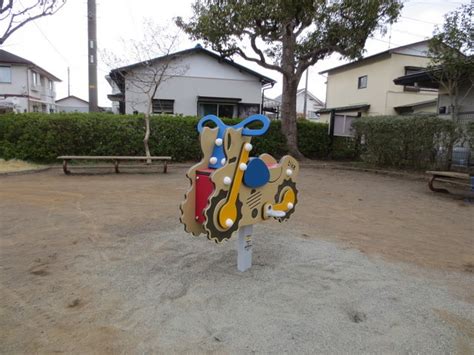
[67, 67, 70, 97]
[303, 69, 309, 119]
[87, 0, 98, 112]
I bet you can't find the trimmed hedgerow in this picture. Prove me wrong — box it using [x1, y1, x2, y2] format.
[0, 113, 333, 163]
[352, 115, 461, 169]
[1, 113, 465, 169]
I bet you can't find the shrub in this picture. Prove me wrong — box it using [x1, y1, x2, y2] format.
[0, 113, 332, 163]
[331, 136, 359, 160]
[352, 115, 460, 169]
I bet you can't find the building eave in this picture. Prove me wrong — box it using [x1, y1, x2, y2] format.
[319, 39, 431, 75]
[109, 45, 276, 89]
[317, 104, 370, 114]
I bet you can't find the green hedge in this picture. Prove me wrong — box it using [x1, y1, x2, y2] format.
[352, 115, 460, 169]
[0, 113, 334, 163]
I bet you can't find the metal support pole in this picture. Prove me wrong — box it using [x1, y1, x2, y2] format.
[236, 225, 253, 272]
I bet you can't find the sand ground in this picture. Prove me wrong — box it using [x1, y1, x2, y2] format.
[0, 166, 473, 353]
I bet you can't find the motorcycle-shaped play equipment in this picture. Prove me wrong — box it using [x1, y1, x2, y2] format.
[180, 114, 299, 269]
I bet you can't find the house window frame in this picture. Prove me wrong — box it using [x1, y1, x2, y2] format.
[357, 75, 367, 89]
[152, 99, 174, 114]
[198, 102, 237, 118]
[0, 65, 12, 83]
[197, 97, 241, 118]
[32, 71, 39, 87]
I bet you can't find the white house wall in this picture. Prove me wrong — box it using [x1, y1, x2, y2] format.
[123, 52, 263, 115]
[295, 92, 324, 119]
[392, 42, 429, 57]
[56, 97, 89, 113]
[0, 65, 29, 112]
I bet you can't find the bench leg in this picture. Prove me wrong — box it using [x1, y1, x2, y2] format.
[62, 160, 70, 175]
[114, 160, 120, 174]
[428, 176, 449, 193]
[163, 161, 168, 173]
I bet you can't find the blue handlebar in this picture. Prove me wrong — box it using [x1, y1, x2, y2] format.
[197, 114, 271, 169]
[197, 114, 270, 136]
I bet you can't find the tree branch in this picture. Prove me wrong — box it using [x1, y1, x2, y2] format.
[0, 0, 65, 45]
[234, 46, 284, 74]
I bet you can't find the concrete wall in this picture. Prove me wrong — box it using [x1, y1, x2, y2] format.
[123, 52, 263, 115]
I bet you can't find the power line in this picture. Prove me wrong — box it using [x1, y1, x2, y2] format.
[18, 0, 69, 64]
[400, 16, 442, 26]
[391, 28, 430, 39]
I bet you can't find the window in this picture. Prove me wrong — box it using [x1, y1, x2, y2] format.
[32, 71, 38, 87]
[0, 66, 12, 83]
[49, 80, 53, 92]
[357, 75, 367, 89]
[152, 99, 174, 114]
[198, 103, 236, 118]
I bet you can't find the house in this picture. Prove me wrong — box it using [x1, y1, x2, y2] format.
[107, 44, 276, 117]
[0, 49, 61, 114]
[56, 95, 89, 113]
[274, 88, 325, 120]
[393, 67, 474, 123]
[262, 96, 281, 119]
[317, 40, 439, 131]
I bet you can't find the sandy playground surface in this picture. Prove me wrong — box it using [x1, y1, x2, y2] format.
[0, 159, 45, 173]
[0, 166, 473, 353]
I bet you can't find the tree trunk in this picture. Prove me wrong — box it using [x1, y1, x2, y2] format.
[281, 76, 303, 158]
[280, 28, 304, 159]
[144, 97, 152, 164]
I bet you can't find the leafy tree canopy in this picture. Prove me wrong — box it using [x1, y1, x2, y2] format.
[428, 3, 473, 78]
[176, 0, 402, 156]
[428, 4, 473, 122]
[176, 0, 402, 78]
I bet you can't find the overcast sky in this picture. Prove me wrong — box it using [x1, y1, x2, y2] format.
[1, 0, 469, 107]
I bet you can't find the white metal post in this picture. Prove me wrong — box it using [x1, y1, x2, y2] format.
[236, 224, 253, 272]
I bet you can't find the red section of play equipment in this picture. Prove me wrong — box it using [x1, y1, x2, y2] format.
[195, 169, 215, 224]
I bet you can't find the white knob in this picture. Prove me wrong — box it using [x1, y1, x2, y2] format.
[221, 158, 226, 165]
[225, 219, 234, 227]
[244, 143, 253, 152]
[286, 169, 293, 176]
[223, 176, 232, 185]
[266, 206, 286, 218]
[287, 202, 294, 209]
[239, 163, 247, 171]
[215, 138, 223, 146]
[209, 157, 217, 164]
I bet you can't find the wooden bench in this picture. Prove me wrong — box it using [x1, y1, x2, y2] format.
[426, 170, 472, 193]
[58, 156, 172, 174]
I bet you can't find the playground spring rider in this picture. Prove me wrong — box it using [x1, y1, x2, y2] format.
[180, 114, 299, 271]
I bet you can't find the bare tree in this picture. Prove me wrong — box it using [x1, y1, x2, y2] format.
[103, 21, 188, 162]
[0, 0, 66, 45]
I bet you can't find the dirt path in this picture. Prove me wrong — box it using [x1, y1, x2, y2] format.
[1, 167, 473, 353]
